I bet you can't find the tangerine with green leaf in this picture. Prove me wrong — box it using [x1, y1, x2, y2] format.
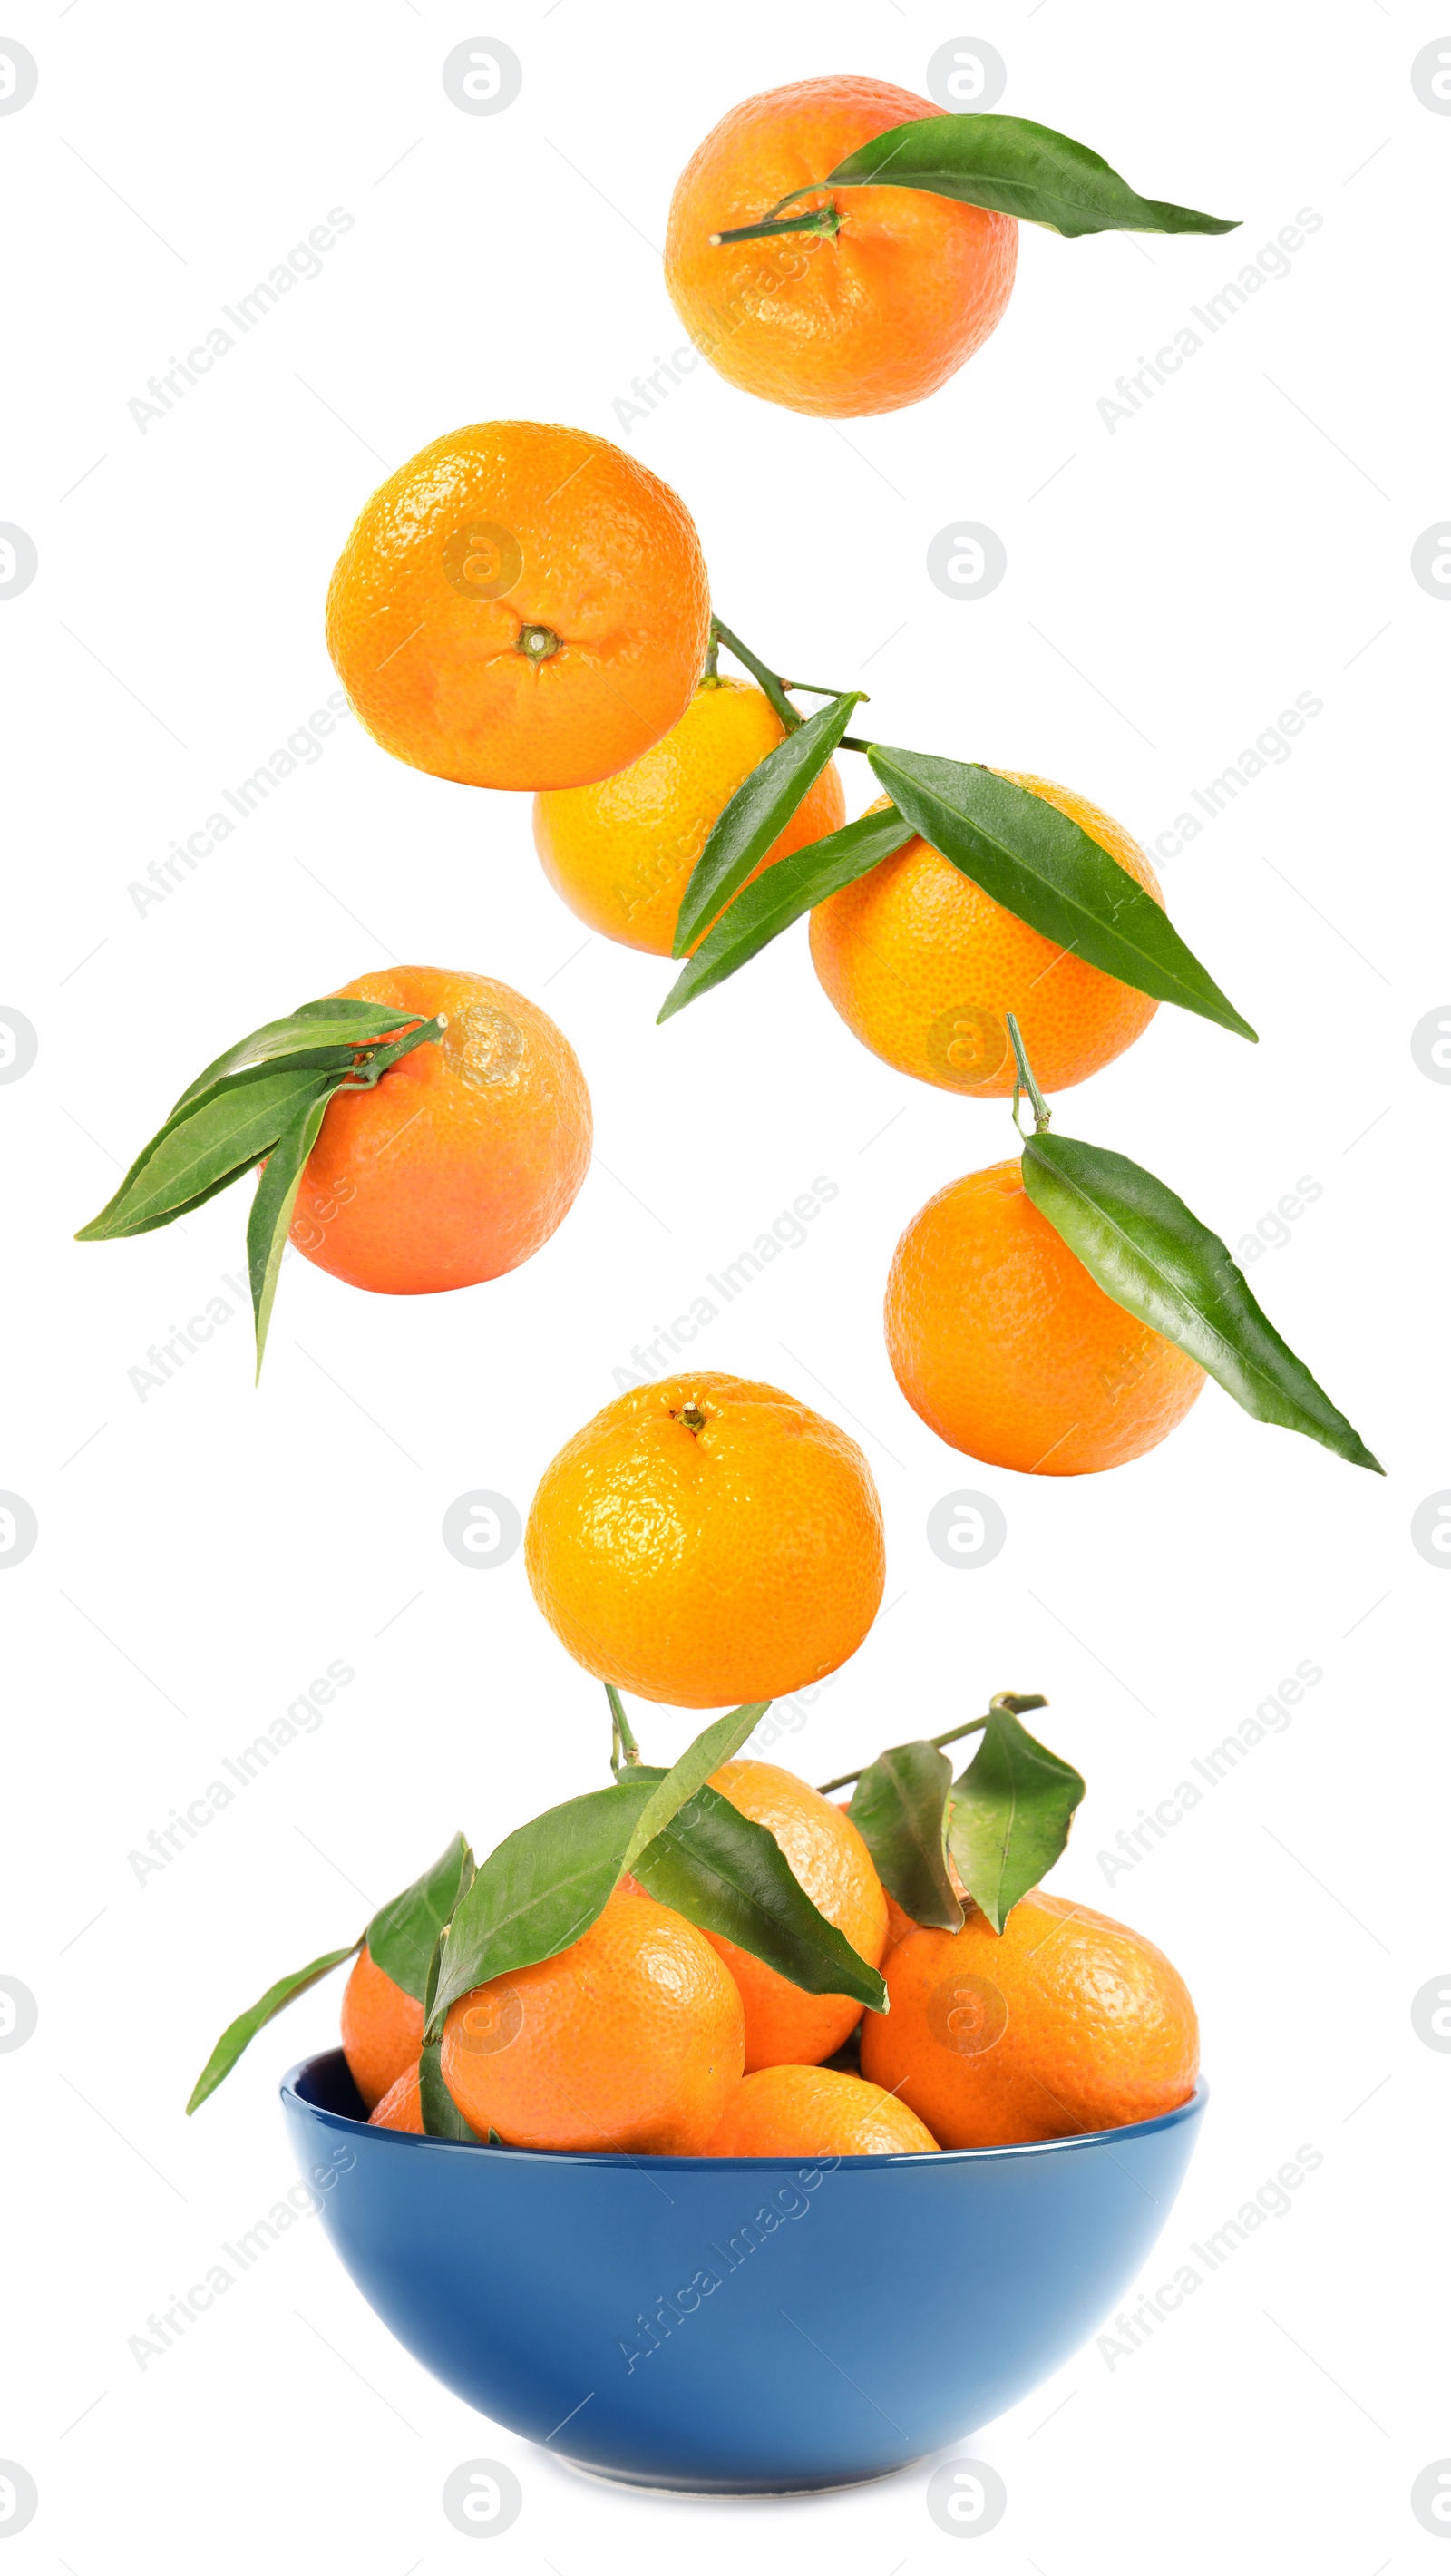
[886, 1157, 1205, 1476]
[702, 1760, 890, 2068]
[533, 675, 846, 955]
[290, 967, 592, 1295]
[811, 781, 1164, 1097]
[666, 76, 1018, 417]
[340, 1945, 424, 2112]
[439, 1888, 745, 2153]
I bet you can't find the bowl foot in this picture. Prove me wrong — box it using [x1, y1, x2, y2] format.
[554, 2450, 930, 2499]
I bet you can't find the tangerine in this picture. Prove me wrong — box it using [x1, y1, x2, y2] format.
[886, 1160, 1204, 1475]
[703, 2063, 937, 2155]
[810, 779, 1163, 1097]
[532, 677, 846, 955]
[705, 1760, 889, 2069]
[289, 966, 591, 1295]
[666, 77, 1017, 417]
[340, 1945, 424, 2112]
[326, 420, 710, 788]
[439, 1888, 744, 2153]
[524, 1373, 886, 1707]
[861, 1889, 1199, 2147]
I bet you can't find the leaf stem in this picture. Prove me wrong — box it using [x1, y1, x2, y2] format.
[710, 200, 841, 248]
[607, 1683, 642, 1774]
[816, 1693, 1047, 1795]
[709, 617, 802, 734]
[709, 618, 872, 750]
[1006, 1012, 1053, 1138]
[338, 1013, 448, 1090]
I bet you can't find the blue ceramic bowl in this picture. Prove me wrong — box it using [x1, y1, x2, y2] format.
[283, 2050, 1206, 2494]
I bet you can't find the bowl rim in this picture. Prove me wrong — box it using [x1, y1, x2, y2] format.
[282, 2050, 1208, 2171]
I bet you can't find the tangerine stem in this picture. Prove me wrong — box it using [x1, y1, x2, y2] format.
[709, 618, 872, 748]
[1006, 1012, 1052, 1138]
[815, 1693, 1047, 1795]
[607, 1683, 642, 1772]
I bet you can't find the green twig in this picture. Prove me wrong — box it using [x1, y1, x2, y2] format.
[1006, 1012, 1053, 1138]
[815, 1693, 1047, 1795]
[607, 1683, 642, 1774]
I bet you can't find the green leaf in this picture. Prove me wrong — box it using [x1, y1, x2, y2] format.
[428, 1710, 780, 2035]
[1022, 1130, 1383, 1472]
[418, 2036, 486, 2141]
[185, 1943, 360, 2113]
[632, 1784, 888, 2011]
[76, 1063, 335, 1242]
[946, 1707, 1086, 1933]
[868, 748, 1255, 1044]
[366, 1834, 476, 2005]
[850, 1742, 961, 1932]
[823, 113, 1238, 239]
[619, 1702, 770, 1871]
[426, 1775, 661, 2037]
[246, 1082, 334, 1379]
[658, 804, 914, 1022]
[672, 691, 864, 957]
[171, 1000, 420, 1112]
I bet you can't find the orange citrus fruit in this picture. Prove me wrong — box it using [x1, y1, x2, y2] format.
[703, 2063, 938, 2155]
[439, 1888, 744, 2153]
[810, 780, 1163, 1097]
[289, 966, 591, 1296]
[369, 2062, 424, 2132]
[524, 1373, 886, 1707]
[861, 1889, 1199, 2148]
[886, 1160, 1204, 1475]
[532, 677, 846, 956]
[340, 1945, 424, 2112]
[705, 1760, 889, 2068]
[666, 77, 1018, 417]
[326, 420, 710, 789]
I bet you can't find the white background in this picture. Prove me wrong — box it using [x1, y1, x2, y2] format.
[3, 2, 1447, 2567]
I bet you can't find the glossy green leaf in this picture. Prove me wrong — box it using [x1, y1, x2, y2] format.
[850, 1742, 961, 1932]
[428, 1710, 781, 2035]
[428, 1777, 658, 2036]
[632, 1783, 888, 2010]
[672, 691, 864, 956]
[367, 1834, 475, 2005]
[869, 748, 1255, 1042]
[185, 1943, 360, 2113]
[658, 804, 914, 1022]
[619, 1702, 769, 1870]
[247, 1082, 333, 1381]
[824, 114, 1237, 239]
[172, 1000, 419, 1112]
[418, 2036, 486, 2141]
[946, 1707, 1085, 1933]
[1022, 1130, 1383, 1471]
[76, 1063, 333, 1242]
